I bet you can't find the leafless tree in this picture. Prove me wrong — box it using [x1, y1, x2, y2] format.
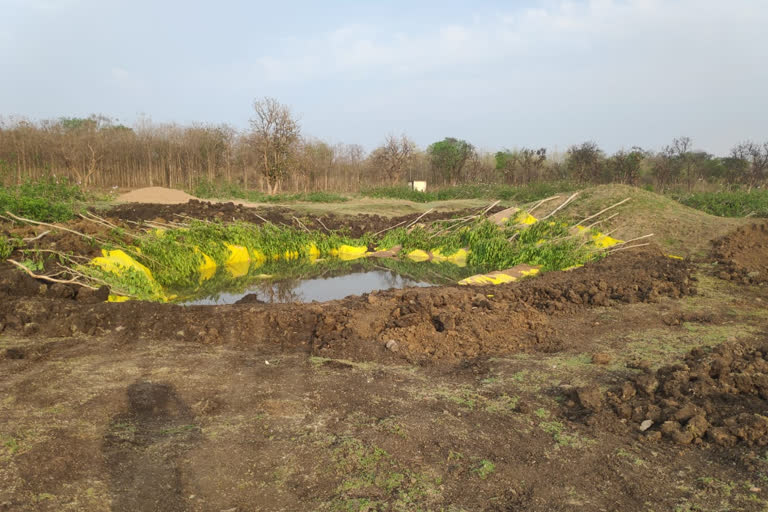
[732, 141, 768, 189]
[370, 134, 415, 184]
[249, 97, 300, 194]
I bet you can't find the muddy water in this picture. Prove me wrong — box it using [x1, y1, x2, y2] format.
[182, 269, 432, 305]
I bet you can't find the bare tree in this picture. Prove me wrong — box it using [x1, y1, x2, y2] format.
[732, 141, 768, 189]
[370, 134, 415, 184]
[665, 136, 698, 192]
[249, 98, 300, 195]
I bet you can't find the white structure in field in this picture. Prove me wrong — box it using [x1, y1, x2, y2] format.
[408, 181, 427, 192]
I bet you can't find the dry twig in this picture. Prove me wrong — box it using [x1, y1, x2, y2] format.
[7, 259, 98, 289]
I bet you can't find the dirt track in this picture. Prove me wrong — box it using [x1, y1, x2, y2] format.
[1, 204, 768, 511]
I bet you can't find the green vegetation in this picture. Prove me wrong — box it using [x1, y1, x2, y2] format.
[360, 182, 577, 203]
[72, 203, 610, 301]
[330, 437, 441, 510]
[192, 179, 348, 204]
[0, 236, 20, 259]
[675, 189, 768, 217]
[0, 178, 84, 222]
[427, 137, 476, 185]
[472, 459, 496, 479]
[380, 217, 603, 271]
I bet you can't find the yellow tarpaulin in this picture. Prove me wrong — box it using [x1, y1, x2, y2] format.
[458, 265, 541, 286]
[91, 249, 153, 280]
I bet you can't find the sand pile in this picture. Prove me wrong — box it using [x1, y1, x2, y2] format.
[116, 187, 197, 205]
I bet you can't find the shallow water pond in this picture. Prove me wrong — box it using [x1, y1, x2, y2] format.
[182, 267, 432, 305]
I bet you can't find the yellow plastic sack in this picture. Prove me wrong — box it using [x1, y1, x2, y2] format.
[458, 265, 540, 286]
[307, 244, 320, 261]
[226, 260, 250, 278]
[195, 248, 217, 281]
[336, 245, 368, 261]
[430, 248, 469, 267]
[225, 243, 250, 266]
[91, 249, 153, 280]
[406, 249, 430, 262]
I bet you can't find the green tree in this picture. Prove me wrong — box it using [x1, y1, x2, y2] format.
[566, 142, 604, 183]
[427, 137, 475, 185]
[494, 148, 546, 185]
[606, 147, 647, 185]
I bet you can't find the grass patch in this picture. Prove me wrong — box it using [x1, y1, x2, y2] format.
[617, 323, 758, 370]
[674, 189, 768, 218]
[329, 437, 441, 509]
[192, 180, 348, 204]
[539, 420, 585, 448]
[361, 182, 578, 204]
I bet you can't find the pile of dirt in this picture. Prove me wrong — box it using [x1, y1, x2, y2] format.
[576, 341, 768, 447]
[712, 222, 768, 284]
[103, 200, 505, 238]
[116, 187, 197, 204]
[0, 247, 695, 362]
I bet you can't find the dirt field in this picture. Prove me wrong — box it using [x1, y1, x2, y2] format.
[1, 191, 768, 511]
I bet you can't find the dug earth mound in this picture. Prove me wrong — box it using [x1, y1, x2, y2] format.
[573, 340, 768, 448]
[712, 222, 768, 284]
[0, 246, 693, 362]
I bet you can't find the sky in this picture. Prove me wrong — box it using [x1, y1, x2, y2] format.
[1, 0, 766, 155]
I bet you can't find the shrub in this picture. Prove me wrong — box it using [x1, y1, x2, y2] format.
[0, 178, 84, 222]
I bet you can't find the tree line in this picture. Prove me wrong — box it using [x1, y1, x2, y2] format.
[1, 98, 766, 193]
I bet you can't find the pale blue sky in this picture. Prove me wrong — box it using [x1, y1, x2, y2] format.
[1, 0, 766, 154]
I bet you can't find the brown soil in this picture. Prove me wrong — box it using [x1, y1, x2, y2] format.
[2, 204, 768, 511]
[712, 222, 768, 284]
[574, 340, 768, 448]
[102, 199, 503, 238]
[0, 246, 693, 362]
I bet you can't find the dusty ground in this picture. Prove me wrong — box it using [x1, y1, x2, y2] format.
[1, 194, 768, 511]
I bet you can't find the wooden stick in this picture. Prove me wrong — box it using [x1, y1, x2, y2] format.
[480, 200, 501, 216]
[22, 249, 90, 262]
[5, 211, 99, 241]
[429, 200, 498, 238]
[372, 218, 409, 237]
[608, 243, 651, 253]
[405, 208, 434, 229]
[84, 211, 122, 230]
[541, 192, 579, 220]
[611, 233, 655, 246]
[292, 216, 311, 233]
[585, 212, 619, 230]
[22, 230, 50, 242]
[572, 198, 631, 227]
[527, 195, 561, 214]
[315, 217, 331, 233]
[6, 259, 98, 289]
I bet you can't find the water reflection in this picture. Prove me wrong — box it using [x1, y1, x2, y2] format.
[183, 269, 431, 305]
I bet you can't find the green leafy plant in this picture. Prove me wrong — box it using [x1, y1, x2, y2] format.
[674, 189, 768, 217]
[0, 178, 85, 222]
